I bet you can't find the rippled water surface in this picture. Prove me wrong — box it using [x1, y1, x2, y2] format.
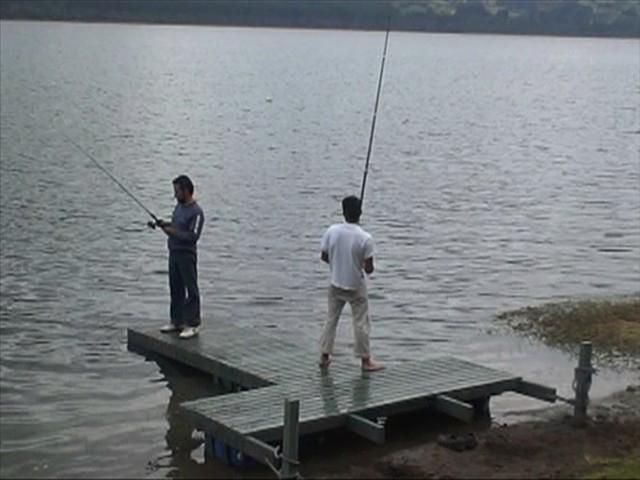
[1, 21, 639, 478]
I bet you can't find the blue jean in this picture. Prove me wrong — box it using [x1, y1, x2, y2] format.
[169, 250, 201, 327]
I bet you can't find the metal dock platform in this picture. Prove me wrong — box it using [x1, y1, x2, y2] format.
[128, 324, 557, 478]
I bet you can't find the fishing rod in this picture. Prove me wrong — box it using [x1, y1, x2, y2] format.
[359, 21, 390, 210]
[62, 133, 161, 225]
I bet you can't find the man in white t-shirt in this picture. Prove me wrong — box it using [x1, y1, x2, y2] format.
[319, 195, 383, 372]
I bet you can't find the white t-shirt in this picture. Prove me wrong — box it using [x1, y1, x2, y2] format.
[321, 222, 375, 290]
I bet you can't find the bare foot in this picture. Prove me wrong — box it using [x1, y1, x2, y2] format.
[319, 354, 331, 368]
[362, 359, 384, 372]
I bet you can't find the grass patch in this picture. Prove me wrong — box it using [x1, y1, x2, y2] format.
[496, 296, 640, 359]
[584, 451, 640, 479]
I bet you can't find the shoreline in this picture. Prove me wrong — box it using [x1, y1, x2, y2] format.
[300, 384, 640, 479]
[1, 18, 639, 41]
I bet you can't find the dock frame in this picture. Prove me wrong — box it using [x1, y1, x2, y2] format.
[128, 324, 557, 478]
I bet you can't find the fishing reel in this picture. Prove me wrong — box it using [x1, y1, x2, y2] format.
[147, 219, 166, 230]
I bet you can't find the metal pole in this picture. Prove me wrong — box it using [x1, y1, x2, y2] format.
[574, 341, 593, 423]
[280, 398, 300, 479]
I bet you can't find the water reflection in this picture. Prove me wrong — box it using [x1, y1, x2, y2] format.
[154, 356, 215, 477]
[155, 356, 278, 479]
[318, 371, 338, 416]
[317, 368, 374, 417]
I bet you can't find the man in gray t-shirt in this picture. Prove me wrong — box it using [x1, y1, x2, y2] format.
[151, 175, 204, 339]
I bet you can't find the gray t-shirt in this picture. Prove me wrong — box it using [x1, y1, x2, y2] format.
[168, 201, 204, 252]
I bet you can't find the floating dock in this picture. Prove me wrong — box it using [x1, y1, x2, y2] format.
[128, 324, 557, 478]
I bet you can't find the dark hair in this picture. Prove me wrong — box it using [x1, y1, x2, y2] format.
[342, 195, 362, 222]
[172, 175, 194, 195]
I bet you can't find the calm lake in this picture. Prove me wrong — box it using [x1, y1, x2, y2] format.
[0, 21, 638, 478]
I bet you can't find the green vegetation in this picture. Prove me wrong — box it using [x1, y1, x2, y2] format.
[584, 451, 640, 479]
[497, 296, 640, 359]
[0, 0, 638, 38]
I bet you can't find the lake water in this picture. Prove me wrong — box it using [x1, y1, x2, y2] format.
[0, 21, 639, 478]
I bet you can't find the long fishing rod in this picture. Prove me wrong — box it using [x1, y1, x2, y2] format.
[359, 22, 391, 209]
[62, 133, 160, 223]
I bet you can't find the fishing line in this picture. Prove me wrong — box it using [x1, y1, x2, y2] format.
[62, 132, 160, 223]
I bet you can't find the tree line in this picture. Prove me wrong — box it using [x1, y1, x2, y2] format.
[1, 0, 638, 38]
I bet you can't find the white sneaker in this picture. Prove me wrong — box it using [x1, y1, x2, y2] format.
[179, 326, 199, 339]
[160, 324, 181, 333]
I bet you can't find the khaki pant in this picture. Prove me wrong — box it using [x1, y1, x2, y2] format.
[320, 284, 371, 359]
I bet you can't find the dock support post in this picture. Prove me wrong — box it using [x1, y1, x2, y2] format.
[573, 341, 594, 424]
[279, 398, 300, 479]
[471, 396, 491, 420]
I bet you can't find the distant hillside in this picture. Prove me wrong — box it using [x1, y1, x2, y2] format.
[1, 0, 638, 38]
